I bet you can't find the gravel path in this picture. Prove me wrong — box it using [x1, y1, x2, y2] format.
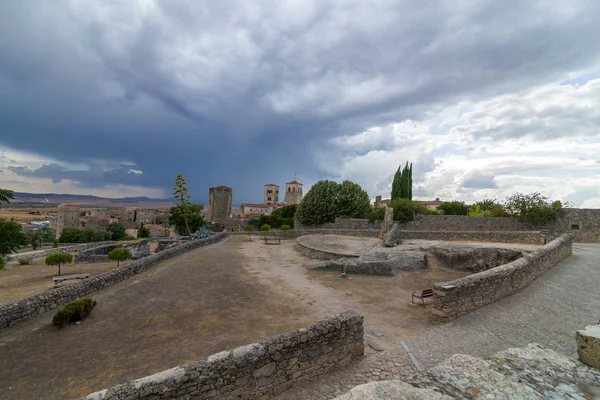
[405, 243, 600, 368]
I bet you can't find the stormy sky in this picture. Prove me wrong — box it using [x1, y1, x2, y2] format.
[1, 1, 600, 206]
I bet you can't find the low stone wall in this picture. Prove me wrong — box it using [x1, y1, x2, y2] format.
[295, 237, 361, 260]
[82, 312, 364, 400]
[251, 229, 380, 239]
[404, 214, 535, 231]
[75, 240, 151, 263]
[295, 218, 383, 231]
[398, 230, 543, 244]
[433, 234, 573, 320]
[5, 241, 115, 261]
[0, 233, 227, 330]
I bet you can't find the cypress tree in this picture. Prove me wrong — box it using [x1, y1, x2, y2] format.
[408, 163, 413, 200]
[391, 166, 402, 200]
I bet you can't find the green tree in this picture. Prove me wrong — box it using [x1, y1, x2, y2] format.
[503, 192, 559, 225]
[168, 203, 206, 235]
[0, 218, 30, 258]
[243, 224, 254, 240]
[137, 222, 150, 238]
[335, 180, 371, 218]
[172, 173, 192, 235]
[391, 162, 413, 201]
[366, 205, 386, 221]
[59, 227, 84, 243]
[260, 224, 271, 232]
[438, 201, 470, 216]
[108, 248, 132, 268]
[0, 188, 15, 206]
[45, 252, 73, 276]
[106, 223, 126, 240]
[295, 180, 339, 225]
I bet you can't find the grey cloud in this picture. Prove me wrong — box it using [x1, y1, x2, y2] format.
[462, 172, 498, 189]
[1, 1, 600, 201]
[9, 163, 146, 188]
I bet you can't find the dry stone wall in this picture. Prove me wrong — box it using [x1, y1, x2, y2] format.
[82, 312, 364, 400]
[554, 208, 600, 243]
[5, 241, 115, 261]
[393, 230, 542, 244]
[294, 218, 383, 231]
[0, 233, 227, 330]
[433, 234, 573, 320]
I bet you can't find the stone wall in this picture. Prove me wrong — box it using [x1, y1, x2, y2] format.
[0, 233, 227, 330]
[294, 215, 534, 233]
[5, 241, 115, 261]
[295, 239, 361, 260]
[433, 234, 573, 320]
[294, 218, 383, 231]
[231, 230, 380, 239]
[403, 214, 534, 231]
[75, 240, 151, 263]
[554, 208, 600, 243]
[398, 230, 543, 244]
[82, 312, 364, 400]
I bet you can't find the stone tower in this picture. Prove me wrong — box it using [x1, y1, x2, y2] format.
[264, 184, 279, 205]
[208, 186, 232, 222]
[284, 175, 303, 205]
[56, 204, 81, 239]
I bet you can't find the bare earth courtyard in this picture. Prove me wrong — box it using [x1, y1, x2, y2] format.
[0, 235, 467, 400]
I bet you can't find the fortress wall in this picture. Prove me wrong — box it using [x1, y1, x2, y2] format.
[0, 233, 228, 330]
[81, 312, 364, 400]
[432, 234, 573, 320]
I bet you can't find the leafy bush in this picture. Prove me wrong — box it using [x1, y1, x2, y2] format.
[259, 224, 271, 232]
[52, 298, 97, 328]
[108, 248, 132, 267]
[390, 199, 438, 223]
[503, 192, 560, 226]
[438, 201, 470, 216]
[59, 227, 84, 243]
[0, 257, 4, 270]
[280, 225, 291, 231]
[366, 205, 386, 221]
[17, 255, 34, 265]
[106, 223, 127, 241]
[280, 218, 294, 228]
[45, 252, 73, 276]
[137, 223, 150, 238]
[52, 239, 58, 248]
[335, 180, 371, 219]
[243, 225, 254, 232]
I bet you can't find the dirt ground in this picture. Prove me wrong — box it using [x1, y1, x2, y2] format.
[0, 256, 129, 306]
[0, 235, 468, 400]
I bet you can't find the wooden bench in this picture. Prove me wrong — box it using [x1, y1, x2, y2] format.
[53, 273, 90, 286]
[412, 288, 434, 305]
[264, 237, 281, 245]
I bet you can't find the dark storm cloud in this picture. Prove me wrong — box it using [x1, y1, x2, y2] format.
[1, 1, 600, 201]
[9, 164, 145, 188]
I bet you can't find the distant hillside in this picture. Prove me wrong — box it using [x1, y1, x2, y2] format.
[12, 192, 173, 208]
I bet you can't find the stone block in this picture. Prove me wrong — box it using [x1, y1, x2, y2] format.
[577, 324, 600, 369]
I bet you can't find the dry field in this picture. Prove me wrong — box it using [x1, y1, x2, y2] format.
[0, 235, 468, 399]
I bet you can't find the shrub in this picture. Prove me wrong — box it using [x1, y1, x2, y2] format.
[17, 255, 34, 265]
[367, 205, 386, 221]
[280, 218, 294, 229]
[108, 248, 132, 267]
[52, 239, 58, 248]
[0, 257, 4, 270]
[438, 201, 470, 216]
[45, 252, 73, 276]
[259, 224, 271, 232]
[59, 227, 84, 243]
[52, 298, 97, 328]
[280, 225, 291, 231]
[390, 199, 437, 223]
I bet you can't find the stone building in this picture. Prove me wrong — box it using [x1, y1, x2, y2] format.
[284, 176, 303, 205]
[264, 184, 279, 205]
[240, 203, 278, 216]
[125, 208, 162, 223]
[374, 196, 443, 210]
[55, 204, 81, 239]
[207, 186, 232, 223]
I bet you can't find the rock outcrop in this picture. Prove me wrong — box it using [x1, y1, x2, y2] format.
[337, 343, 600, 399]
[425, 245, 525, 272]
[335, 380, 451, 399]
